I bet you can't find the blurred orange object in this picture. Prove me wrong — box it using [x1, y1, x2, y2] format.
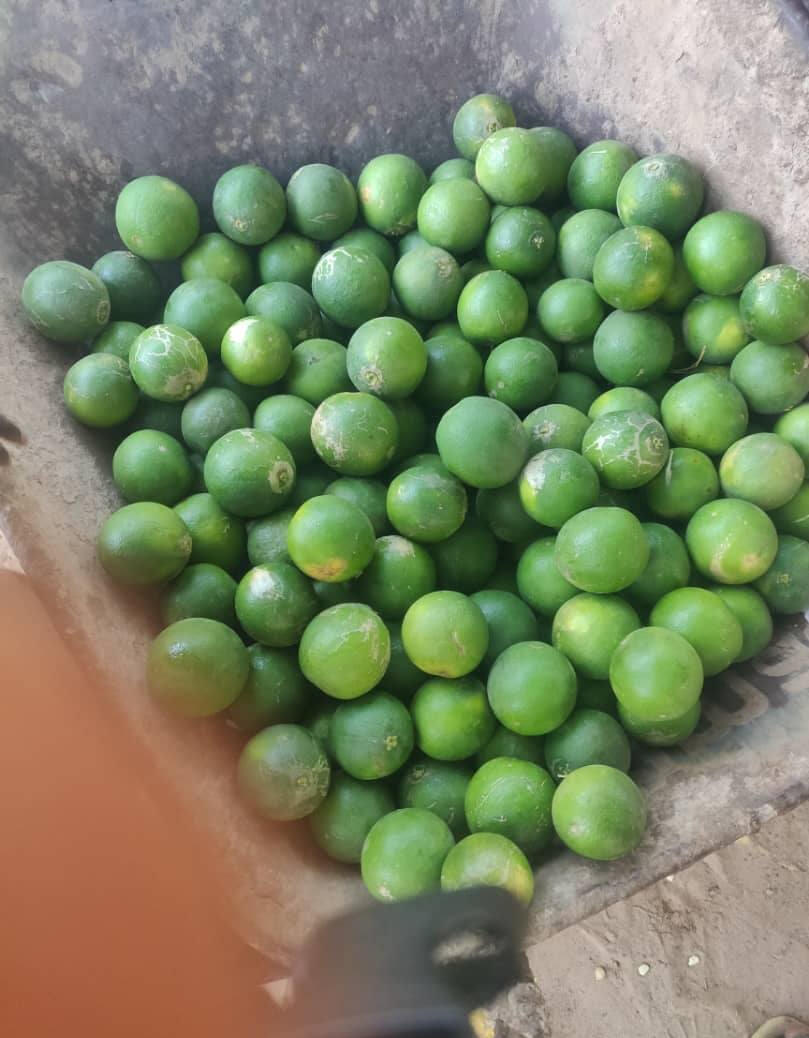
[0, 571, 270, 1038]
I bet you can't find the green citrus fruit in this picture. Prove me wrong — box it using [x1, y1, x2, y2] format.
[148, 617, 248, 717]
[174, 492, 246, 573]
[588, 387, 660, 421]
[552, 764, 646, 860]
[220, 315, 292, 386]
[311, 391, 398, 475]
[287, 461, 336, 508]
[384, 620, 425, 702]
[206, 365, 267, 410]
[476, 727, 545, 767]
[644, 446, 719, 520]
[519, 448, 599, 527]
[357, 153, 427, 236]
[485, 206, 556, 278]
[555, 507, 650, 593]
[563, 340, 600, 379]
[661, 373, 748, 453]
[245, 508, 292, 566]
[567, 139, 637, 212]
[398, 758, 472, 839]
[417, 334, 483, 412]
[609, 626, 703, 722]
[441, 832, 534, 905]
[410, 676, 496, 761]
[257, 232, 321, 288]
[163, 278, 247, 356]
[160, 562, 237, 628]
[287, 494, 375, 582]
[719, 432, 804, 510]
[329, 691, 414, 780]
[357, 535, 436, 618]
[245, 281, 322, 345]
[235, 562, 319, 646]
[593, 309, 674, 386]
[475, 127, 547, 205]
[730, 340, 809, 414]
[538, 278, 605, 344]
[180, 387, 249, 454]
[309, 773, 394, 864]
[430, 158, 476, 183]
[453, 93, 516, 160]
[617, 700, 701, 747]
[593, 226, 674, 310]
[627, 523, 691, 606]
[429, 519, 499, 592]
[682, 294, 750, 364]
[774, 404, 809, 467]
[253, 394, 315, 466]
[549, 372, 601, 413]
[576, 678, 618, 715]
[346, 316, 427, 399]
[650, 586, 743, 676]
[286, 163, 357, 241]
[557, 209, 622, 280]
[469, 589, 539, 669]
[312, 247, 391, 329]
[91, 320, 145, 359]
[23, 260, 111, 343]
[115, 175, 199, 261]
[299, 603, 390, 699]
[516, 536, 578, 617]
[238, 724, 330, 820]
[325, 477, 389, 536]
[181, 231, 254, 298]
[283, 338, 351, 404]
[487, 640, 576, 735]
[657, 244, 699, 313]
[92, 250, 161, 323]
[530, 125, 577, 203]
[212, 164, 286, 246]
[416, 178, 491, 254]
[484, 336, 558, 412]
[63, 354, 138, 427]
[544, 708, 631, 781]
[616, 153, 704, 239]
[682, 210, 766, 296]
[711, 586, 774, 662]
[582, 411, 669, 489]
[552, 593, 640, 679]
[754, 535, 809, 614]
[112, 429, 193, 504]
[392, 246, 464, 322]
[361, 808, 454, 902]
[129, 324, 208, 401]
[686, 498, 778, 583]
[465, 757, 555, 856]
[335, 229, 396, 274]
[770, 482, 809, 540]
[457, 270, 528, 346]
[227, 645, 313, 733]
[402, 590, 488, 678]
[475, 481, 541, 544]
[436, 396, 528, 489]
[739, 265, 809, 344]
[97, 501, 191, 585]
[204, 428, 294, 517]
[523, 402, 591, 453]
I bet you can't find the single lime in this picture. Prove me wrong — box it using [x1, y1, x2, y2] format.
[429, 158, 476, 183]
[148, 617, 248, 717]
[739, 265, 809, 344]
[484, 336, 558, 412]
[593, 309, 674, 386]
[711, 586, 774, 662]
[392, 246, 463, 321]
[227, 645, 313, 733]
[98, 501, 191, 585]
[523, 402, 591, 454]
[429, 519, 499, 592]
[475, 127, 546, 205]
[618, 700, 701, 747]
[398, 758, 472, 839]
[235, 562, 319, 646]
[552, 765, 646, 861]
[357, 153, 427, 236]
[245, 281, 322, 345]
[465, 757, 555, 856]
[682, 294, 750, 365]
[299, 603, 390, 699]
[384, 620, 425, 702]
[238, 724, 330, 820]
[754, 535, 809, 614]
[436, 396, 528, 488]
[616, 153, 704, 239]
[441, 832, 534, 905]
[311, 391, 398, 475]
[470, 589, 540, 669]
[63, 353, 138, 427]
[730, 340, 809, 414]
[160, 562, 237, 627]
[538, 278, 605, 344]
[311, 246, 391, 329]
[252, 395, 314, 466]
[487, 640, 577, 735]
[567, 139, 637, 212]
[588, 387, 660, 421]
[23, 260, 110, 343]
[92, 320, 145, 361]
[346, 316, 427, 399]
[310, 774, 394, 864]
[552, 593, 640, 679]
[530, 125, 577, 203]
[770, 482, 809, 540]
[545, 709, 631, 781]
[179, 388, 248, 455]
[485, 207, 556, 279]
[686, 498, 778, 583]
[452, 93, 516, 160]
[650, 586, 743, 676]
[555, 507, 650, 593]
[330, 691, 414, 780]
[112, 429, 193, 504]
[610, 626, 703, 722]
[774, 404, 809, 467]
[92, 250, 161, 323]
[287, 493, 375, 582]
[402, 590, 488, 678]
[204, 427, 294, 517]
[417, 334, 483, 412]
[719, 432, 804, 510]
[563, 340, 600, 379]
[658, 244, 699, 313]
[476, 727, 545, 767]
[593, 226, 674, 310]
[181, 232, 254, 298]
[257, 232, 320, 288]
[357, 534, 436, 618]
[361, 808, 454, 902]
[582, 411, 669, 489]
[683, 210, 766, 296]
[661, 373, 748, 453]
[284, 338, 351, 404]
[516, 537, 578, 617]
[286, 163, 357, 241]
[326, 477, 389, 536]
[644, 446, 719, 520]
[549, 372, 601, 413]
[219, 315, 291, 387]
[212, 164, 286, 246]
[115, 175, 199, 261]
[410, 676, 495, 761]
[335, 228, 397, 273]
[557, 209, 622, 280]
[475, 481, 541, 544]
[174, 492, 246, 573]
[627, 523, 691, 606]
[416, 178, 491, 254]
[457, 270, 528, 346]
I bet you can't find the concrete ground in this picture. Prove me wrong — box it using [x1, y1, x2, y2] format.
[489, 801, 809, 1038]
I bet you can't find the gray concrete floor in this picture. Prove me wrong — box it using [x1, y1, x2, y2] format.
[488, 801, 809, 1037]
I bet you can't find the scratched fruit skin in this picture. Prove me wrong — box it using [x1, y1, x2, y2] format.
[235, 562, 319, 647]
[23, 260, 111, 343]
[401, 590, 489, 679]
[287, 494, 376, 583]
[581, 411, 670, 489]
[203, 428, 296, 518]
[299, 603, 391, 700]
[329, 691, 415, 780]
[311, 247, 391, 329]
[311, 391, 399, 475]
[115, 175, 200, 261]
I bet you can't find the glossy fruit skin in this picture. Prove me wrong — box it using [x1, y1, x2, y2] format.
[63, 354, 138, 428]
[393, 247, 463, 322]
[148, 617, 249, 718]
[552, 765, 647, 861]
[311, 247, 391, 330]
[411, 676, 496, 761]
[650, 586, 744, 676]
[453, 93, 516, 160]
[357, 153, 427, 237]
[129, 324, 209, 402]
[582, 411, 670, 490]
[309, 774, 395, 864]
[593, 309, 674, 386]
[92, 250, 161, 324]
[418, 334, 483, 412]
[730, 340, 809, 414]
[711, 586, 774, 662]
[593, 226, 675, 311]
[361, 808, 455, 902]
[397, 758, 472, 839]
[457, 270, 529, 346]
[628, 523, 692, 606]
[258, 232, 321, 288]
[284, 338, 351, 405]
[97, 501, 192, 585]
[616, 153, 704, 240]
[516, 537, 578, 617]
[357, 535, 436, 619]
[465, 757, 556, 857]
[174, 493, 246, 574]
[557, 208, 622, 280]
[115, 175, 200, 261]
[770, 482, 809, 541]
[538, 278, 605, 344]
[441, 832, 534, 905]
[475, 128, 547, 206]
[686, 498, 779, 584]
[519, 448, 600, 528]
[644, 447, 719, 521]
[330, 691, 415, 780]
[436, 396, 529, 489]
[739, 265, 809, 344]
[476, 728, 545, 768]
[299, 603, 391, 700]
[235, 562, 319, 647]
[567, 139, 638, 213]
[475, 481, 541, 544]
[23, 259, 111, 343]
[470, 589, 540, 669]
[238, 724, 330, 821]
[523, 403, 592, 454]
[485, 207, 556, 279]
[487, 641, 577, 736]
[609, 626, 704, 722]
[402, 591, 489, 679]
[160, 563, 238, 628]
[555, 507, 650, 594]
[589, 387, 660, 421]
[346, 316, 427, 400]
[754, 535, 809, 614]
[227, 645, 313, 734]
[386, 463, 467, 544]
[112, 429, 194, 505]
[544, 709, 631, 781]
[204, 428, 295, 518]
[661, 373, 749, 455]
[484, 337, 558, 413]
[310, 392, 398, 476]
[286, 163, 357, 241]
[682, 294, 750, 365]
[719, 432, 805, 510]
[683, 210, 767, 296]
[617, 700, 701, 748]
[774, 404, 809, 467]
[287, 494, 376, 582]
[417, 179, 491, 254]
[181, 231, 254, 298]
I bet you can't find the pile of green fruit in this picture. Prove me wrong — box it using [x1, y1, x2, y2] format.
[22, 92, 809, 907]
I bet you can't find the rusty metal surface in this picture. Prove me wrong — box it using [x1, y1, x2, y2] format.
[0, 0, 807, 961]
